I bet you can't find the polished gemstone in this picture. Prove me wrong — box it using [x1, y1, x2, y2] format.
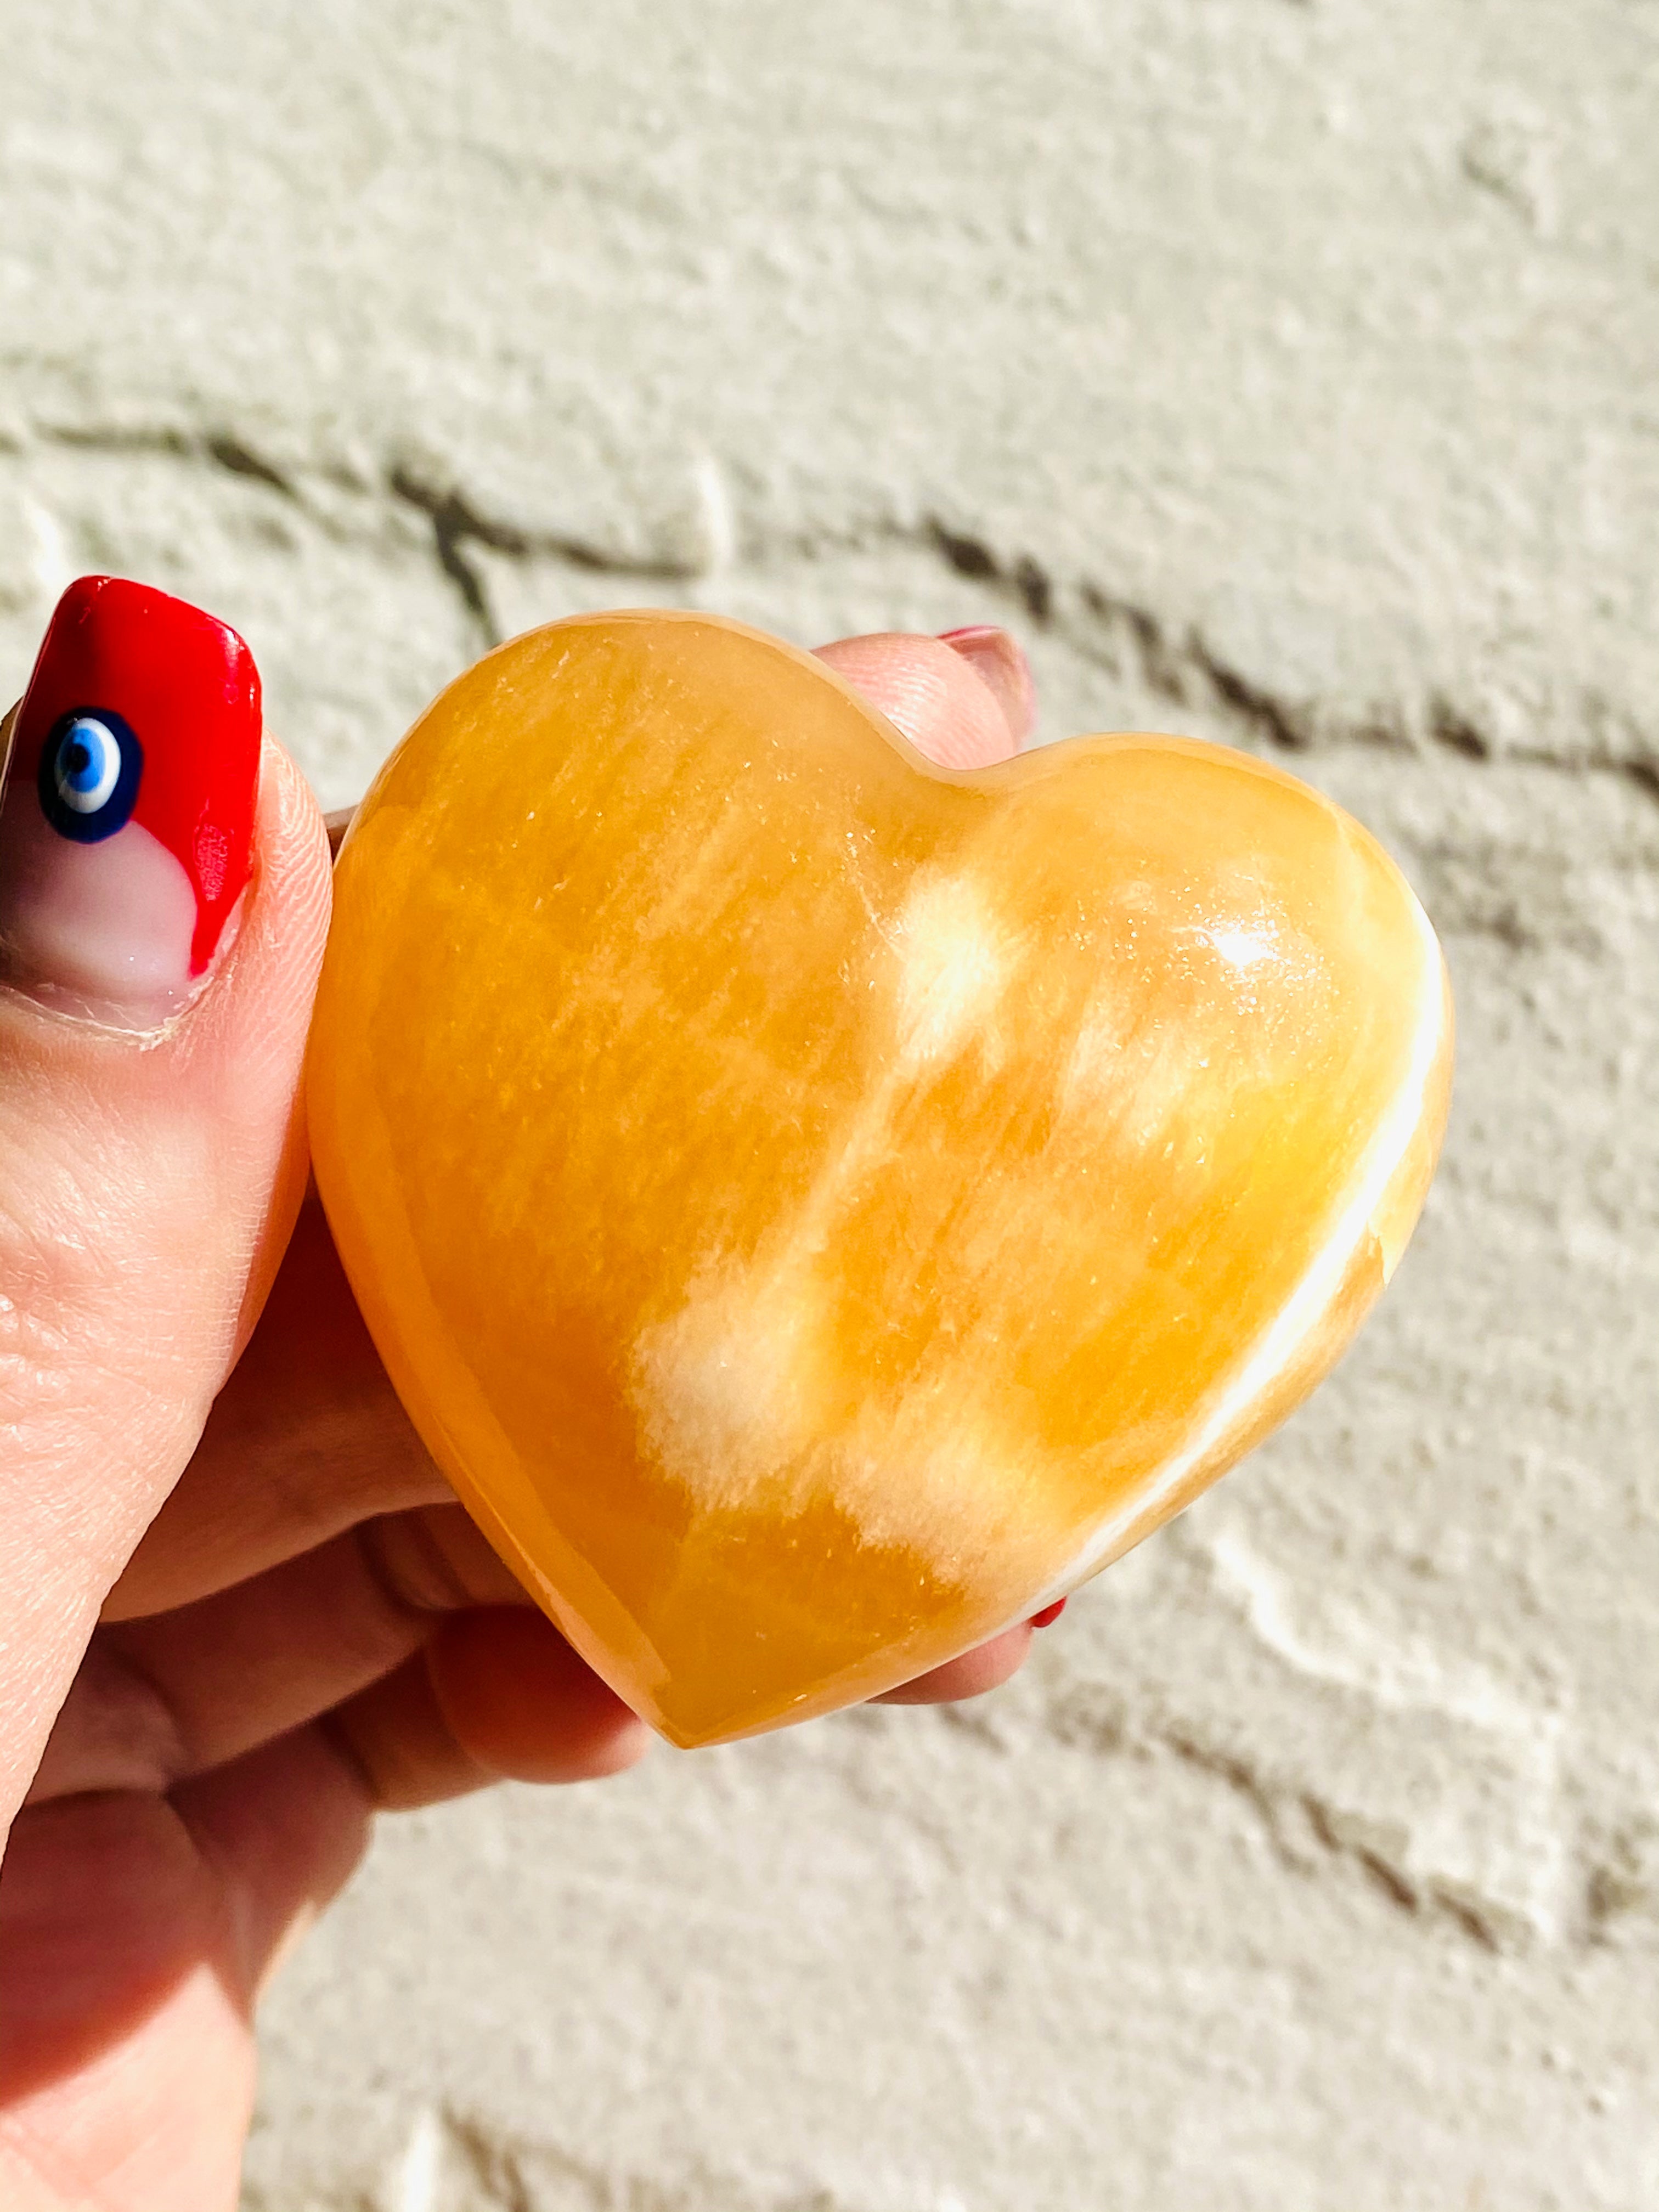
[309, 613, 1451, 1746]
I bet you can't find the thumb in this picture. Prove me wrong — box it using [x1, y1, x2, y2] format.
[0, 577, 330, 1827]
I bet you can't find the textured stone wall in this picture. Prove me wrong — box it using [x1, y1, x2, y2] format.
[4, 2, 1657, 2205]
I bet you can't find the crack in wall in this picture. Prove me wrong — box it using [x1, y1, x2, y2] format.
[1046, 1684, 1516, 1951]
[389, 461, 703, 650]
[38, 416, 300, 499]
[10, 421, 1657, 806]
[924, 520, 1659, 800]
[386, 467, 1659, 805]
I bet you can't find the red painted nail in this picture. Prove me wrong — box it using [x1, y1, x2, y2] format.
[1029, 1598, 1067, 1629]
[0, 575, 260, 1024]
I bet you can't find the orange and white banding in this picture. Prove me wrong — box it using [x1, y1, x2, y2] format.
[313, 613, 1454, 1745]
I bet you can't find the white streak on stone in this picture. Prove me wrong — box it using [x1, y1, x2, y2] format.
[893, 872, 1012, 1069]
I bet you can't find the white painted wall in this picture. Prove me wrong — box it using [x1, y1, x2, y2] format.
[3, 3, 1656, 2204]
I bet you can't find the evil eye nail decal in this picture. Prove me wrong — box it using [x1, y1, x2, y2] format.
[3, 575, 263, 990]
[38, 708, 144, 843]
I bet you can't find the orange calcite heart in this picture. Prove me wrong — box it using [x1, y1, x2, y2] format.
[308, 613, 1452, 1747]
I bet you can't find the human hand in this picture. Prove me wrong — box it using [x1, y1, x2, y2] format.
[0, 588, 1050, 2211]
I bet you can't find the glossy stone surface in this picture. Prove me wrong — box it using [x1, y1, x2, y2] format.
[309, 612, 1450, 1746]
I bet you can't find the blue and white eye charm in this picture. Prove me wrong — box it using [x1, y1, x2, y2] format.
[37, 708, 144, 843]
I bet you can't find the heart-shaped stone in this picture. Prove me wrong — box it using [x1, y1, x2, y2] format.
[309, 613, 1451, 1746]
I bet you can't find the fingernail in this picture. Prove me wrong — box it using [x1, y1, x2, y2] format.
[1029, 1598, 1067, 1629]
[939, 625, 1037, 747]
[0, 575, 261, 1028]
